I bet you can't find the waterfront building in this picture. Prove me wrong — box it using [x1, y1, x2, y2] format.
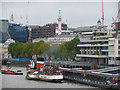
[76, 22, 120, 65]
[0, 39, 15, 60]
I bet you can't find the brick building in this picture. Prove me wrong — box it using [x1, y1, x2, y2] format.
[30, 25, 55, 40]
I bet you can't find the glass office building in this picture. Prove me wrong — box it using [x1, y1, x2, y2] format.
[8, 23, 29, 43]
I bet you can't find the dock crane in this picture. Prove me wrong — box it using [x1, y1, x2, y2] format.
[112, 9, 120, 25]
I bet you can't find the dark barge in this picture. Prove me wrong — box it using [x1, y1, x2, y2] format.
[60, 66, 120, 89]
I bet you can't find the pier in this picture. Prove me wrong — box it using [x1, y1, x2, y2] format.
[61, 66, 120, 89]
[45, 61, 94, 70]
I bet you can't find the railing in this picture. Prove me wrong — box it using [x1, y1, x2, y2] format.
[63, 70, 119, 89]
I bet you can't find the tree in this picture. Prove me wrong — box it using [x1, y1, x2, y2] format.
[59, 38, 81, 60]
[8, 41, 50, 58]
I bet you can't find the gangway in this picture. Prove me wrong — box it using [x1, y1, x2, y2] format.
[97, 66, 120, 73]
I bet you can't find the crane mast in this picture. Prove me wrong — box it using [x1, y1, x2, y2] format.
[102, 0, 104, 26]
[112, 9, 120, 25]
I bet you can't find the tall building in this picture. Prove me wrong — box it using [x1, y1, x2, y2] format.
[0, 20, 10, 43]
[0, 19, 29, 43]
[30, 25, 55, 41]
[8, 23, 29, 43]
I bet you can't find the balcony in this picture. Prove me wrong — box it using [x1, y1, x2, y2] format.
[109, 43, 114, 46]
[77, 44, 108, 47]
[76, 54, 108, 58]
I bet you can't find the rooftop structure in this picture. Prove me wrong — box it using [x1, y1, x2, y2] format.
[73, 19, 108, 36]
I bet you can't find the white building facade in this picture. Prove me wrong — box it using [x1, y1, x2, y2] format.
[0, 39, 15, 60]
[33, 35, 77, 45]
[76, 22, 120, 65]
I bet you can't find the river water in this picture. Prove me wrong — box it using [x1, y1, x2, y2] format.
[1, 66, 105, 89]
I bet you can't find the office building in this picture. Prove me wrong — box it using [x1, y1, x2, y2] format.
[76, 22, 120, 65]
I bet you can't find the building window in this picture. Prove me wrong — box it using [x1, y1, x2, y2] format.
[102, 52, 108, 55]
[103, 46, 108, 50]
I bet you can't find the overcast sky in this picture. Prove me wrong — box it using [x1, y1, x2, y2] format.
[1, 0, 119, 28]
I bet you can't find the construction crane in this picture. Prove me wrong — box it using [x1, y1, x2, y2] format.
[112, 9, 120, 25]
[101, 0, 104, 26]
[26, 1, 29, 25]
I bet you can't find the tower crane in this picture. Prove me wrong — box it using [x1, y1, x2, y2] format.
[101, 0, 104, 26]
[112, 9, 120, 25]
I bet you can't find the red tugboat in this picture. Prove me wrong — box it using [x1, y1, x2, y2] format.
[1, 67, 23, 75]
[1, 61, 23, 75]
[26, 57, 63, 82]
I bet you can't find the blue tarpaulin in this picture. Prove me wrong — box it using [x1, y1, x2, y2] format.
[9, 58, 64, 62]
[9, 58, 31, 61]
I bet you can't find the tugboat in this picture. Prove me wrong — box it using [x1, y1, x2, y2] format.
[1, 61, 23, 75]
[1, 67, 23, 75]
[26, 57, 63, 82]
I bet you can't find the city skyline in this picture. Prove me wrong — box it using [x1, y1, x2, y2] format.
[1, 1, 119, 28]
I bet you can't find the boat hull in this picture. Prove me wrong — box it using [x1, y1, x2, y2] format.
[1, 70, 23, 75]
[26, 73, 39, 80]
[26, 72, 63, 82]
[39, 75, 63, 82]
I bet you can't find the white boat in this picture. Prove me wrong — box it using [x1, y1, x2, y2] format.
[26, 70, 63, 82]
[38, 74, 63, 82]
[26, 71, 39, 80]
[26, 57, 63, 82]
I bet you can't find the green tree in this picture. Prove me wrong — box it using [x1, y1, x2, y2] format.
[59, 38, 81, 60]
[8, 41, 50, 58]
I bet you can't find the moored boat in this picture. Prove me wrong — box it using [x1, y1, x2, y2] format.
[26, 57, 63, 82]
[1, 68, 23, 75]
